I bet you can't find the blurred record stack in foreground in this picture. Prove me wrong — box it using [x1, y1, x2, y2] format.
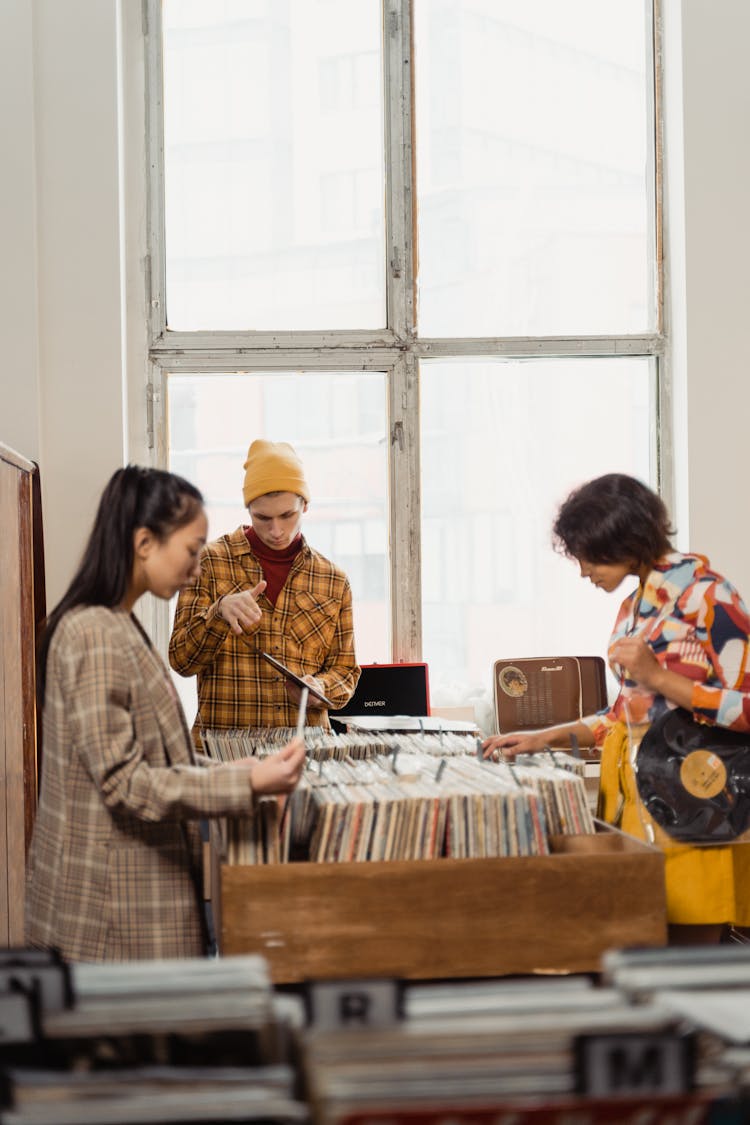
[0, 951, 307, 1125]
[302, 975, 708, 1125]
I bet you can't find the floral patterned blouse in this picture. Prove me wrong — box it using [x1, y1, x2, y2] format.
[585, 551, 750, 745]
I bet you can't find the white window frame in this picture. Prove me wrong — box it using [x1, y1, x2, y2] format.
[144, 0, 668, 662]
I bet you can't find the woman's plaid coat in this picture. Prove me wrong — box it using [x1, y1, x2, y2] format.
[26, 606, 254, 961]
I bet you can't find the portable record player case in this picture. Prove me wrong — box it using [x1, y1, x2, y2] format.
[329, 662, 430, 728]
[493, 656, 607, 734]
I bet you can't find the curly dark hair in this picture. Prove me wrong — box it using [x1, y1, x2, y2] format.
[552, 473, 674, 567]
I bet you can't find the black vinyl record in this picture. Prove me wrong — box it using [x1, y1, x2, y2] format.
[635, 708, 750, 843]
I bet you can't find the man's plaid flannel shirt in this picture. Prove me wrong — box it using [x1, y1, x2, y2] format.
[169, 527, 360, 743]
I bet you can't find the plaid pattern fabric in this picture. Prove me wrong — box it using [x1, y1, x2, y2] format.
[26, 606, 255, 962]
[169, 528, 360, 741]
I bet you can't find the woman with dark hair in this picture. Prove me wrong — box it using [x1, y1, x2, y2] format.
[483, 473, 750, 944]
[27, 465, 305, 962]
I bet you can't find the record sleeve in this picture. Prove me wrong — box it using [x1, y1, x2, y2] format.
[261, 652, 334, 708]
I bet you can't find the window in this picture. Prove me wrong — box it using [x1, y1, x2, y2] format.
[167, 370, 390, 663]
[160, 0, 386, 331]
[148, 0, 663, 718]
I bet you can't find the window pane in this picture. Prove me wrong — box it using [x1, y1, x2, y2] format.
[420, 357, 653, 714]
[167, 371, 390, 720]
[415, 0, 655, 336]
[162, 0, 386, 331]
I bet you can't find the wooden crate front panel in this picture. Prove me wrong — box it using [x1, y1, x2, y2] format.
[220, 837, 666, 981]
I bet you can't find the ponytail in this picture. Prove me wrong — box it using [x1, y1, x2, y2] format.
[38, 466, 203, 701]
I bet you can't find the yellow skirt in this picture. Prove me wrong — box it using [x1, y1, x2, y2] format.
[598, 721, 750, 926]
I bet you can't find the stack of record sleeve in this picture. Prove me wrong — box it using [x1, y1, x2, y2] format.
[208, 735, 594, 865]
[0, 956, 307, 1125]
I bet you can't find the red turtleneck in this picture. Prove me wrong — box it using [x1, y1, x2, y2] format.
[245, 526, 303, 606]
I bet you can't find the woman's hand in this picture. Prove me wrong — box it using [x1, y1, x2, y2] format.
[247, 737, 306, 795]
[612, 634, 699, 711]
[611, 635, 664, 692]
[481, 730, 551, 760]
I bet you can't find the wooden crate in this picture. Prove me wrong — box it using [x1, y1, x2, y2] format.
[216, 823, 667, 982]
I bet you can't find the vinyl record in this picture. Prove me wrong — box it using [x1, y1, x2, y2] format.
[635, 708, 750, 843]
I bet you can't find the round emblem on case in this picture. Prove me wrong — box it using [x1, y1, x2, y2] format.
[499, 665, 528, 698]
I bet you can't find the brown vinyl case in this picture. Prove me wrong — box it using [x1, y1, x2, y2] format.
[493, 656, 607, 734]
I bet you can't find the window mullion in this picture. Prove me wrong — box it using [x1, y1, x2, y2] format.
[148, 348, 404, 373]
[140, 361, 169, 650]
[385, 0, 420, 661]
[145, 0, 166, 346]
[650, 0, 663, 335]
[389, 352, 421, 661]
[150, 329, 400, 354]
[384, 0, 415, 342]
[412, 335, 665, 359]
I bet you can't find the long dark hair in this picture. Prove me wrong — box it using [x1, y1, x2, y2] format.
[553, 473, 674, 567]
[38, 465, 203, 700]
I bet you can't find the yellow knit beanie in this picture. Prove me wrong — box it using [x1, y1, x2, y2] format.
[242, 440, 310, 507]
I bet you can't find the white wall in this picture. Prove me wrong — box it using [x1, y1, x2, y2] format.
[1, 0, 136, 609]
[1, 0, 749, 608]
[663, 0, 750, 597]
[0, 0, 40, 463]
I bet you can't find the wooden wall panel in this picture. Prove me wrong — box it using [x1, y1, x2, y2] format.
[0, 468, 15, 943]
[0, 444, 43, 947]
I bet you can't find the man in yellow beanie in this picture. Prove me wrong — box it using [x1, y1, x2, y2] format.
[169, 440, 360, 739]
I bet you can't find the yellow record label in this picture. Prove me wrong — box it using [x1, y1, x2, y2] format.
[680, 749, 727, 799]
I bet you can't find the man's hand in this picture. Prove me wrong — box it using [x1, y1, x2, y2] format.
[285, 674, 325, 706]
[218, 580, 266, 635]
